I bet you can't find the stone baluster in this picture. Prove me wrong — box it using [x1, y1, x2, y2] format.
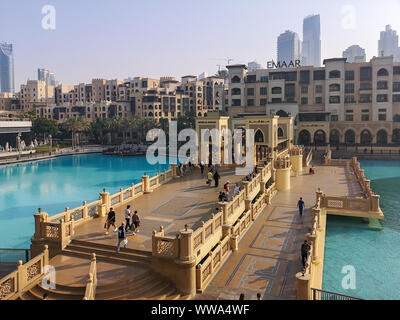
[82, 201, 88, 219]
[130, 183, 134, 198]
[64, 207, 70, 222]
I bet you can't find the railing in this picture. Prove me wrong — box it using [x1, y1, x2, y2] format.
[311, 288, 363, 300]
[0, 246, 49, 300]
[83, 253, 97, 300]
[152, 227, 180, 259]
[0, 249, 30, 263]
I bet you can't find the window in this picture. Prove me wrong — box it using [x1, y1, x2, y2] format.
[315, 85, 323, 94]
[360, 94, 372, 103]
[360, 82, 372, 90]
[247, 99, 254, 106]
[329, 96, 340, 104]
[379, 114, 387, 121]
[301, 86, 308, 94]
[313, 70, 325, 80]
[362, 114, 369, 121]
[232, 99, 241, 106]
[329, 84, 340, 92]
[377, 81, 388, 90]
[393, 95, 400, 102]
[331, 115, 338, 122]
[377, 94, 388, 102]
[271, 87, 282, 94]
[315, 97, 323, 104]
[231, 88, 241, 95]
[285, 72, 297, 81]
[300, 71, 310, 83]
[377, 68, 389, 77]
[260, 87, 267, 95]
[271, 98, 282, 103]
[260, 76, 268, 83]
[345, 70, 355, 81]
[360, 67, 372, 81]
[231, 76, 241, 83]
[345, 95, 355, 103]
[345, 83, 354, 93]
[394, 67, 400, 75]
[346, 115, 354, 121]
[247, 88, 254, 96]
[260, 99, 267, 106]
[393, 82, 400, 92]
[301, 97, 308, 105]
[329, 70, 341, 78]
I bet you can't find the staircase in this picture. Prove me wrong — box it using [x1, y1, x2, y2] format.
[19, 240, 190, 300]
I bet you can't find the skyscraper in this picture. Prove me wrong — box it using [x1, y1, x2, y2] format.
[248, 61, 262, 72]
[277, 30, 301, 64]
[378, 25, 400, 61]
[0, 42, 15, 94]
[343, 45, 366, 63]
[301, 14, 321, 67]
[38, 68, 56, 86]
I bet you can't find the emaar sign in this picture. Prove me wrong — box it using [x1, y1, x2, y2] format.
[267, 60, 301, 69]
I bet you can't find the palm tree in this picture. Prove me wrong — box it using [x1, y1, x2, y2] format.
[63, 116, 90, 150]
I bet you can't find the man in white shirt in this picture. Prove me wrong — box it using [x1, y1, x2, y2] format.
[125, 205, 131, 232]
[234, 183, 241, 197]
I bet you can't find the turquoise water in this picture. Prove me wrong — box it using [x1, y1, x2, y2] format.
[322, 160, 400, 300]
[0, 154, 172, 249]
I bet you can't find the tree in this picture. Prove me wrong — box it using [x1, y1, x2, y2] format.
[63, 117, 90, 149]
[32, 117, 58, 140]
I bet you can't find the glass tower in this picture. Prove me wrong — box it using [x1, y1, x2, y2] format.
[301, 14, 321, 67]
[0, 42, 15, 94]
[277, 30, 301, 64]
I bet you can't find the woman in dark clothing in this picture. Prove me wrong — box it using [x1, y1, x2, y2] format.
[213, 170, 220, 188]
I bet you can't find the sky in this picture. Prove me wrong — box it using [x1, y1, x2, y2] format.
[1, 0, 400, 89]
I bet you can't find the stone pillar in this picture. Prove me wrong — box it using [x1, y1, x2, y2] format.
[296, 273, 312, 300]
[231, 234, 239, 251]
[244, 199, 252, 212]
[82, 201, 88, 219]
[219, 202, 229, 225]
[175, 228, 196, 296]
[290, 154, 303, 175]
[242, 181, 250, 199]
[370, 194, 380, 212]
[171, 164, 178, 178]
[64, 207, 71, 222]
[142, 175, 152, 194]
[33, 209, 48, 239]
[100, 189, 111, 209]
[275, 167, 291, 191]
[306, 233, 319, 264]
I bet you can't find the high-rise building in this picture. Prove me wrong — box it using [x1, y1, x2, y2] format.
[378, 25, 400, 61]
[301, 14, 321, 67]
[38, 68, 56, 86]
[0, 42, 15, 94]
[277, 30, 301, 63]
[343, 45, 366, 63]
[248, 61, 262, 72]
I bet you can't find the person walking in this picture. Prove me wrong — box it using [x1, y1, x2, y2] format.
[213, 170, 221, 188]
[125, 205, 131, 232]
[114, 222, 128, 253]
[131, 210, 141, 233]
[207, 170, 213, 187]
[297, 197, 305, 219]
[301, 240, 311, 268]
[200, 161, 205, 175]
[104, 207, 116, 235]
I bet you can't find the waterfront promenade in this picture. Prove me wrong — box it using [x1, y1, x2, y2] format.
[197, 164, 363, 300]
[72, 166, 246, 251]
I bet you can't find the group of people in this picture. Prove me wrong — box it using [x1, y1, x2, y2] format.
[218, 182, 242, 203]
[104, 205, 141, 253]
[206, 167, 221, 188]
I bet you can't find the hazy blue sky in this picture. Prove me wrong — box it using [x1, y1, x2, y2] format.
[1, 0, 400, 89]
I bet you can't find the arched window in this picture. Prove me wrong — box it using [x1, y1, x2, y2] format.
[204, 113, 207, 117]
[314, 130, 326, 145]
[276, 110, 289, 117]
[271, 87, 282, 94]
[360, 130, 372, 145]
[198, 112, 202, 117]
[231, 88, 241, 95]
[330, 130, 340, 145]
[377, 68, 389, 77]
[231, 76, 241, 83]
[148, 105, 153, 110]
[148, 112, 153, 117]
[377, 129, 388, 145]
[298, 130, 311, 145]
[329, 84, 341, 92]
[345, 130, 355, 144]
[392, 129, 400, 144]
[277, 127, 284, 138]
[329, 70, 341, 78]
[393, 114, 400, 122]
[255, 130, 264, 143]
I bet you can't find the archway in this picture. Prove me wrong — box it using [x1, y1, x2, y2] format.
[277, 127, 284, 138]
[377, 130, 388, 145]
[330, 129, 340, 145]
[360, 130, 372, 145]
[276, 110, 289, 118]
[392, 129, 400, 144]
[255, 130, 264, 143]
[298, 130, 311, 145]
[345, 130, 355, 144]
[314, 130, 326, 145]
